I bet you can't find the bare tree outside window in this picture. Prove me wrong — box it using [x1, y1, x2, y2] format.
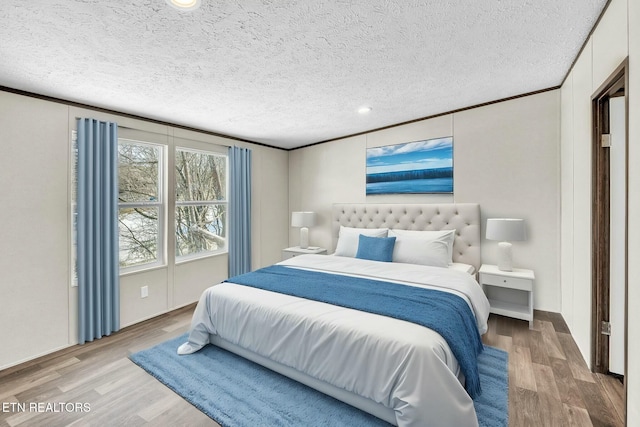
[74, 137, 229, 275]
[118, 141, 163, 268]
[175, 148, 227, 258]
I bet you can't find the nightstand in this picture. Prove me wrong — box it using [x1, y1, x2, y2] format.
[479, 264, 535, 329]
[282, 246, 327, 260]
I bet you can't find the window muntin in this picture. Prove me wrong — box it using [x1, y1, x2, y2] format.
[118, 139, 165, 270]
[175, 148, 228, 259]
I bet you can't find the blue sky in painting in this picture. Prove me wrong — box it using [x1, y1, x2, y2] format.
[366, 137, 453, 174]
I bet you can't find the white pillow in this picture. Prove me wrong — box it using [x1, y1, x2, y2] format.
[388, 229, 456, 264]
[334, 226, 388, 257]
[391, 236, 450, 268]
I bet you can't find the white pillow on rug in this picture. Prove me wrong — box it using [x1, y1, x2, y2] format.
[388, 229, 456, 264]
[334, 226, 389, 258]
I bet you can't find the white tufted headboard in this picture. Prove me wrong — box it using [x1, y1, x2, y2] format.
[332, 203, 481, 270]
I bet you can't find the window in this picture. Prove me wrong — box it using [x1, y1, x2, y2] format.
[118, 140, 165, 269]
[72, 129, 229, 279]
[175, 148, 228, 259]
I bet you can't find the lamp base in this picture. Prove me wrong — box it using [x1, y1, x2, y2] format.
[299, 227, 309, 249]
[497, 241, 513, 271]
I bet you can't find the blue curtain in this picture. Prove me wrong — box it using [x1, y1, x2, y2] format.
[77, 118, 120, 344]
[229, 146, 252, 276]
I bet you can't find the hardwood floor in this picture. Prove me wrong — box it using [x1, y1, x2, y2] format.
[0, 307, 624, 427]
[483, 311, 625, 427]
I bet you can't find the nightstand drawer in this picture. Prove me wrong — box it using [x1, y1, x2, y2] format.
[480, 273, 532, 292]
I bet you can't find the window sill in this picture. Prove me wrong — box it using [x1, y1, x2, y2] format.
[117, 251, 228, 276]
[176, 250, 228, 266]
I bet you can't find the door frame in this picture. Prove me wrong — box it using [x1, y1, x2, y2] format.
[590, 57, 628, 395]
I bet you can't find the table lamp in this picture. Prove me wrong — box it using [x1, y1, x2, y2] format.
[486, 218, 526, 271]
[291, 211, 316, 249]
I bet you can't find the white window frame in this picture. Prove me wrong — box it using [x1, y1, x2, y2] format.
[175, 146, 229, 263]
[118, 138, 167, 273]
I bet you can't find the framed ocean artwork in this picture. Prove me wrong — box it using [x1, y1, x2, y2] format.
[366, 137, 453, 195]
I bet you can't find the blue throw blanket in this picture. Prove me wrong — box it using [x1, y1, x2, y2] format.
[226, 265, 484, 398]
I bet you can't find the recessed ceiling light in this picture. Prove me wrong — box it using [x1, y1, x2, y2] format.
[358, 106, 372, 114]
[166, 0, 201, 11]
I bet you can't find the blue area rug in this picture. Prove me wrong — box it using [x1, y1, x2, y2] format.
[130, 334, 508, 427]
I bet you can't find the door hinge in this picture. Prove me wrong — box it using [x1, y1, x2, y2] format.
[601, 134, 612, 148]
[601, 321, 611, 336]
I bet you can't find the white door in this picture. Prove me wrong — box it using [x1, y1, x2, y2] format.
[608, 96, 626, 376]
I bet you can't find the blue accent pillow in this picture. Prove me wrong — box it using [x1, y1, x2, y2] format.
[355, 234, 396, 262]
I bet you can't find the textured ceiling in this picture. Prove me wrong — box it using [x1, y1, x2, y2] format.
[0, 1, 607, 149]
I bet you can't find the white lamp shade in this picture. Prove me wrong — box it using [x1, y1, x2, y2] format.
[486, 218, 526, 242]
[291, 211, 316, 228]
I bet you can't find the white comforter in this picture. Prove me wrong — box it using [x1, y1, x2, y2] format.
[180, 255, 490, 427]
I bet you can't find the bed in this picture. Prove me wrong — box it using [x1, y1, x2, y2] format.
[178, 203, 490, 427]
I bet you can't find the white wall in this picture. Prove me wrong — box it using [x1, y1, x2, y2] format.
[454, 92, 560, 311]
[560, 70, 575, 331]
[289, 90, 561, 312]
[559, 0, 627, 368]
[560, 0, 638, 424]
[626, 0, 639, 423]
[0, 90, 289, 370]
[0, 92, 71, 367]
[562, 38, 594, 366]
[288, 134, 368, 249]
